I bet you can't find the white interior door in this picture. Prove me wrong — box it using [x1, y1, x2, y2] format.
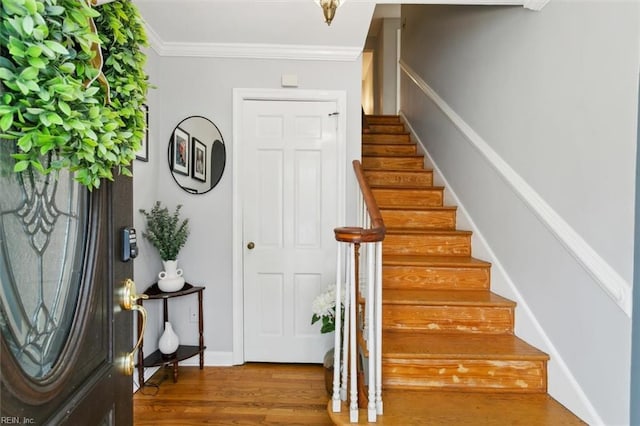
[242, 99, 339, 362]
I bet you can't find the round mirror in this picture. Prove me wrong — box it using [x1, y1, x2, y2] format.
[168, 116, 226, 194]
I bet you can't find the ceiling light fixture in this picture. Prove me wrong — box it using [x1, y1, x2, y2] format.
[315, 0, 344, 26]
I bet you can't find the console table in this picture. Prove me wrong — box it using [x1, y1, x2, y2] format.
[136, 283, 205, 387]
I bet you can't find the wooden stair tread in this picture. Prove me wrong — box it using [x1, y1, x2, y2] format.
[386, 228, 472, 236]
[364, 170, 434, 187]
[381, 206, 457, 214]
[365, 168, 432, 174]
[383, 289, 515, 307]
[327, 390, 585, 425]
[362, 140, 414, 146]
[382, 332, 548, 360]
[365, 114, 401, 123]
[367, 125, 406, 133]
[383, 255, 491, 268]
[382, 254, 491, 268]
[370, 184, 443, 190]
[362, 140, 416, 146]
[363, 153, 422, 159]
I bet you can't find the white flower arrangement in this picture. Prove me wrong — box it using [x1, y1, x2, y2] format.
[311, 284, 345, 334]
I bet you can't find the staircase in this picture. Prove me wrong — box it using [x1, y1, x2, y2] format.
[329, 115, 585, 425]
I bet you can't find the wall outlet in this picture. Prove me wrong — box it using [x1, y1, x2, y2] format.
[189, 307, 197, 323]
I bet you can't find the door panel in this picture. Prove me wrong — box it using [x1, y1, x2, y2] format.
[295, 151, 322, 247]
[257, 150, 284, 247]
[243, 99, 338, 362]
[0, 164, 133, 425]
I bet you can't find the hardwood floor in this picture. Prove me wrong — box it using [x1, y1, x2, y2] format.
[133, 364, 333, 425]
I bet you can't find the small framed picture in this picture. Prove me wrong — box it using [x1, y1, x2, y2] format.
[136, 104, 149, 161]
[192, 137, 207, 182]
[172, 127, 190, 176]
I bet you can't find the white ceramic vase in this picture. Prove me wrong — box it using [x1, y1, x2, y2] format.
[158, 259, 185, 292]
[158, 321, 179, 356]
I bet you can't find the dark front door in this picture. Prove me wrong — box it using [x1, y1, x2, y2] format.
[0, 165, 137, 425]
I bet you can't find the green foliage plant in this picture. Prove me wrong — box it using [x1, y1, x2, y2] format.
[139, 201, 190, 261]
[0, 0, 149, 190]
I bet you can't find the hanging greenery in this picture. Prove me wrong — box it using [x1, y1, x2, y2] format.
[0, 0, 149, 189]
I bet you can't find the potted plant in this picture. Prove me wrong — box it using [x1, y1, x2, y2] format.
[312, 284, 342, 333]
[140, 201, 190, 292]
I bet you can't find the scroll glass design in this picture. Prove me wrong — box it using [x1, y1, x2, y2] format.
[0, 146, 88, 379]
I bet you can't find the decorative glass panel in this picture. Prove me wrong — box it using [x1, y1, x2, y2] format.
[0, 145, 88, 379]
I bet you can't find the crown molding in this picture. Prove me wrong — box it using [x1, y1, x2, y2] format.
[143, 21, 361, 61]
[156, 42, 362, 61]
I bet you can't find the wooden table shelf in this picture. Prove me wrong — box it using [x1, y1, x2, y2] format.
[136, 283, 205, 387]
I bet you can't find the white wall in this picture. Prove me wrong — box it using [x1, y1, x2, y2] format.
[400, 2, 638, 425]
[133, 50, 363, 363]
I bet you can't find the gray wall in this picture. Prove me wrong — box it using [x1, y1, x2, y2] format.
[632, 75, 640, 426]
[133, 50, 363, 363]
[400, 2, 638, 424]
[376, 18, 401, 115]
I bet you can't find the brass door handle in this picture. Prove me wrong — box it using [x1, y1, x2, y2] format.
[119, 278, 148, 376]
[247, 242, 255, 250]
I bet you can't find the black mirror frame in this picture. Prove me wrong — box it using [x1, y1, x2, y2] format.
[167, 116, 226, 195]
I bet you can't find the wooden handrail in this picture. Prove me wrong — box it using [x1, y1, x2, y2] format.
[334, 160, 386, 243]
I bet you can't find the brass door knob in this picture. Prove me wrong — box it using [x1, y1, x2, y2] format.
[247, 242, 255, 250]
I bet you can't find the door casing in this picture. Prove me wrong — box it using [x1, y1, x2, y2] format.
[232, 88, 347, 364]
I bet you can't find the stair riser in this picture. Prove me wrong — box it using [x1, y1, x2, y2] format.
[362, 133, 411, 144]
[373, 189, 443, 208]
[363, 144, 417, 156]
[382, 209, 456, 230]
[382, 266, 491, 291]
[363, 156, 424, 170]
[365, 171, 433, 187]
[384, 234, 471, 257]
[383, 306, 514, 334]
[382, 359, 547, 393]
[365, 115, 401, 125]
[368, 124, 405, 133]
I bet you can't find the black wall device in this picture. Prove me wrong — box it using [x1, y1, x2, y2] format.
[122, 227, 138, 262]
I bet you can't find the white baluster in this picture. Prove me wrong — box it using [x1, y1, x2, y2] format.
[341, 244, 350, 402]
[332, 242, 343, 413]
[375, 241, 384, 415]
[349, 243, 359, 423]
[367, 242, 377, 422]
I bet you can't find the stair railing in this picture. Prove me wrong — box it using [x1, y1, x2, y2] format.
[332, 160, 385, 423]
